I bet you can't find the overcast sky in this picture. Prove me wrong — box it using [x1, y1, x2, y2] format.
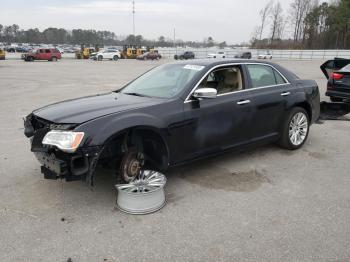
[1, 0, 295, 44]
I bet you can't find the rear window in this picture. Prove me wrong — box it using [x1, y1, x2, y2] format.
[341, 64, 350, 72]
[246, 64, 286, 88]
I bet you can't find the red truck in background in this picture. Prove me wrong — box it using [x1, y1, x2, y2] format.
[22, 48, 62, 62]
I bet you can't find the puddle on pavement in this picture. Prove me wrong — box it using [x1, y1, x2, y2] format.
[319, 102, 350, 121]
[178, 163, 272, 192]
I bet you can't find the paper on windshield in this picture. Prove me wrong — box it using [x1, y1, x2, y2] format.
[183, 65, 205, 71]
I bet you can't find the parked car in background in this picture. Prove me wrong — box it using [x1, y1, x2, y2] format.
[321, 58, 350, 102]
[234, 52, 252, 59]
[174, 51, 195, 60]
[258, 52, 273, 59]
[207, 51, 226, 58]
[5, 46, 16, 53]
[137, 51, 162, 60]
[94, 49, 121, 61]
[21, 48, 62, 61]
[24, 60, 320, 185]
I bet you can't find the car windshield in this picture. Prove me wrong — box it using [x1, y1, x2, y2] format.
[120, 64, 204, 98]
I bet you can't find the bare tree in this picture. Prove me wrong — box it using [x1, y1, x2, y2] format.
[270, 1, 284, 44]
[259, 0, 274, 40]
[289, 0, 313, 42]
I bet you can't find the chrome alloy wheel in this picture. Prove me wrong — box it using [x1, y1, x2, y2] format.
[117, 170, 166, 193]
[116, 170, 167, 214]
[289, 112, 308, 146]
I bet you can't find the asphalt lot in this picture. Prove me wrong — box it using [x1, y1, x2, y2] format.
[0, 58, 349, 262]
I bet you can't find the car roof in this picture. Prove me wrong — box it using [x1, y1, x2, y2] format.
[169, 59, 275, 67]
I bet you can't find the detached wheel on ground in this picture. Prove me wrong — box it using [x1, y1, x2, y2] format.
[330, 96, 343, 102]
[279, 107, 309, 150]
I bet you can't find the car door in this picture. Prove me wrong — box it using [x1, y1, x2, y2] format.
[244, 63, 294, 140]
[44, 49, 52, 60]
[179, 65, 254, 161]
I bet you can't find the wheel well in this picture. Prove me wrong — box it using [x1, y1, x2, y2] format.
[98, 127, 169, 171]
[294, 102, 312, 120]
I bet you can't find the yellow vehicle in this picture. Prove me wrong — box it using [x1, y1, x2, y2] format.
[0, 48, 5, 60]
[75, 44, 99, 59]
[121, 45, 155, 59]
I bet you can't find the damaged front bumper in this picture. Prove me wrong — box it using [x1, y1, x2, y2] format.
[24, 114, 102, 183]
[33, 147, 101, 182]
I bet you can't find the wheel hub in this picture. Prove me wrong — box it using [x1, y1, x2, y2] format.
[122, 152, 145, 182]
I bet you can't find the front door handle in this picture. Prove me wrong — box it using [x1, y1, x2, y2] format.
[237, 100, 251, 105]
[281, 92, 291, 96]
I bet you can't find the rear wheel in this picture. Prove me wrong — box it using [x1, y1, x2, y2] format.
[98, 55, 103, 61]
[330, 96, 343, 102]
[26, 56, 34, 62]
[113, 55, 119, 61]
[279, 107, 309, 150]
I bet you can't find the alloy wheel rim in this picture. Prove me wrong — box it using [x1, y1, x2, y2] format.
[116, 170, 166, 194]
[289, 112, 308, 146]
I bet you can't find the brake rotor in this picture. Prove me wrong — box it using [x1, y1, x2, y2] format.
[121, 151, 145, 182]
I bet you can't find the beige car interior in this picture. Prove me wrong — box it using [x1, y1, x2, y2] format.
[199, 67, 243, 95]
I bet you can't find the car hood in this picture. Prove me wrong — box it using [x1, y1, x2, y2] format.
[33, 92, 164, 124]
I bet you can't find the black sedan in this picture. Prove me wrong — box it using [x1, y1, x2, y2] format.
[24, 60, 320, 185]
[174, 51, 195, 60]
[321, 58, 350, 102]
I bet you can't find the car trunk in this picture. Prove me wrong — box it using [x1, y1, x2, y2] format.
[320, 58, 350, 79]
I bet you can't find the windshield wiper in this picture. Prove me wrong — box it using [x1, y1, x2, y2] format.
[123, 92, 149, 97]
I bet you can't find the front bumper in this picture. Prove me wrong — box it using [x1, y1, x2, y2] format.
[24, 114, 102, 182]
[33, 150, 93, 181]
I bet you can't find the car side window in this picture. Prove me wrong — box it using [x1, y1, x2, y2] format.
[45, 49, 51, 53]
[246, 64, 285, 88]
[198, 66, 244, 95]
[274, 70, 286, 85]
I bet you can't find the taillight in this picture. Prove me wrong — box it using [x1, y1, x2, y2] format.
[330, 72, 344, 80]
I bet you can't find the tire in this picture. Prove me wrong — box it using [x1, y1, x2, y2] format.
[223, 56, 226, 58]
[113, 55, 119, 61]
[330, 96, 343, 102]
[26, 56, 34, 62]
[51, 56, 57, 62]
[98, 55, 103, 61]
[278, 107, 310, 150]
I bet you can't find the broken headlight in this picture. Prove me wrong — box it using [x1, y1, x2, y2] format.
[42, 131, 84, 153]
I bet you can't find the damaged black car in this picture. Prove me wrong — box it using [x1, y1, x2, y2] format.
[24, 60, 320, 185]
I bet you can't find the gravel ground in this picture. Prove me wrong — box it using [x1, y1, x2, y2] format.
[0, 58, 349, 262]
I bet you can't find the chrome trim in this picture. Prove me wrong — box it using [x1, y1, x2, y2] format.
[237, 100, 251, 105]
[184, 62, 290, 103]
[281, 91, 291, 96]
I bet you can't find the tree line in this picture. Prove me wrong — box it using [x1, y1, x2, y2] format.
[251, 0, 350, 49]
[0, 24, 228, 48]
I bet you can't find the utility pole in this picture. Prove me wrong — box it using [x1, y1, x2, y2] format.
[173, 28, 176, 48]
[132, 1, 135, 37]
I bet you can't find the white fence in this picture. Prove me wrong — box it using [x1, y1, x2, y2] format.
[158, 48, 350, 60]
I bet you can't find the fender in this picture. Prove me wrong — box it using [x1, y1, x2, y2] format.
[75, 112, 169, 147]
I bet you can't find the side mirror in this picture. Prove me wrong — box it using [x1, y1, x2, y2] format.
[193, 88, 217, 99]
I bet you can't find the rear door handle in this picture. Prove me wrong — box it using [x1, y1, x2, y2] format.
[281, 92, 291, 96]
[237, 100, 251, 105]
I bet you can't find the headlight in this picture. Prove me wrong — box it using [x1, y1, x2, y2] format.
[42, 131, 84, 153]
